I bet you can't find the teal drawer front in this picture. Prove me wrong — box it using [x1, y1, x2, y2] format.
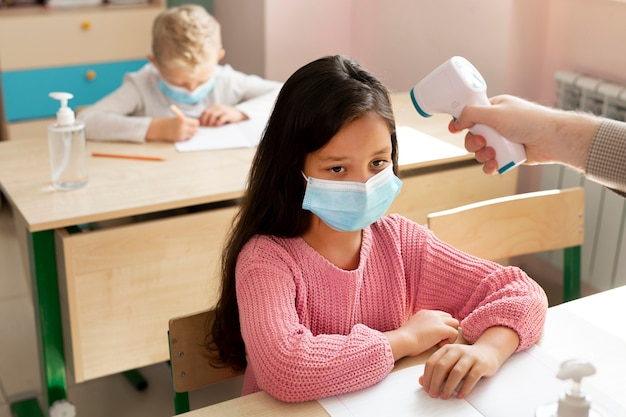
[1, 59, 147, 122]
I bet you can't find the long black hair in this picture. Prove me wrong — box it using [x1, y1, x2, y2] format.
[208, 55, 398, 371]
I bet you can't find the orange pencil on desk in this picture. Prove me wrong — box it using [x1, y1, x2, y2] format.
[91, 152, 165, 162]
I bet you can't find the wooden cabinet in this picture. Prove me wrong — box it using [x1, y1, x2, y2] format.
[0, 3, 164, 139]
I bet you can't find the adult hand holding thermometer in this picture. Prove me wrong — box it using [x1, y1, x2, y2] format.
[410, 56, 526, 174]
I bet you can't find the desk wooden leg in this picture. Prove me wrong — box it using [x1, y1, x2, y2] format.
[19, 230, 69, 415]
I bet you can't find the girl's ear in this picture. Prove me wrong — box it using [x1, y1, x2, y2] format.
[217, 48, 226, 61]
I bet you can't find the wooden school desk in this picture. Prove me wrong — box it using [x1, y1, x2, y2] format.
[0, 93, 517, 415]
[175, 285, 626, 417]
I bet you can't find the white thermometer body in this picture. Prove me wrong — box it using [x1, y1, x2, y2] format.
[410, 56, 526, 174]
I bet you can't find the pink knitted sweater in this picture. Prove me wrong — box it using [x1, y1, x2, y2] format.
[236, 214, 548, 403]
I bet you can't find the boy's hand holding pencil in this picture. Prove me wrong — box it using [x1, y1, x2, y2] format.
[145, 105, 200, 142]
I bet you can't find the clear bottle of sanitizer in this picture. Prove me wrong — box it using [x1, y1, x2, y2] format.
[48, 92, 88, 190]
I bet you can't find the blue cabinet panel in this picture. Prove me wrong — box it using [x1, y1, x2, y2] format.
[1, 59, 147, 122]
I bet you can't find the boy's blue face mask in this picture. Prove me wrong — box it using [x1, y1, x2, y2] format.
[158, 76, 216, 105]
[302, 165, 402, 232]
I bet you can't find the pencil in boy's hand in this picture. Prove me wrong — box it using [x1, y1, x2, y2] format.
[170, 104, 186, 119]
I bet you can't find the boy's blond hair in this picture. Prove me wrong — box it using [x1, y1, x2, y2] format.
[152, 4, 222, 71]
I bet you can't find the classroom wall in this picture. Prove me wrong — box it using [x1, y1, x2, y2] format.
[215, 0, 544, 96]
[214, 0, 266, 78]
[357, 0, 626, 106]
[352, 0, 506, 94]
[264, 0, 353, 82]
[539, 0, 626, 105]
[215, 0, 626, 106]
[214, 0, 352, 82]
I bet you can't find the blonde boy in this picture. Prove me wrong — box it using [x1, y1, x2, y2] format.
[79, 5, 282, 143]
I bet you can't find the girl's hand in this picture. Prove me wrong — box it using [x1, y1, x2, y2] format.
[200, 105, 248, 126]
[419, 326, 519, 399]
[419, 343, 500, 399]
[385, 310, 459, 361]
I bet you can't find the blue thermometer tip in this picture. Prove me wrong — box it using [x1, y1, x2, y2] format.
[410, 89, 431, 118]
[497, 161, 516, 174]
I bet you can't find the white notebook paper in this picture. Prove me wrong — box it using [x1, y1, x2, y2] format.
[175, 117, 268, 152]
[319, 344, 626, 417]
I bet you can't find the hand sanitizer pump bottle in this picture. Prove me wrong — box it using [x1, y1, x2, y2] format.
[48, 92, 88, 190]
[536, 359, 605, 417]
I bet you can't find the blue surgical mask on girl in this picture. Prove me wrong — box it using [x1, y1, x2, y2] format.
[158, 76, 217, 105]
[302, 165, 403, 232]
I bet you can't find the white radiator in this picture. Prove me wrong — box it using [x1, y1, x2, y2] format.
[538, 72, 626, 291]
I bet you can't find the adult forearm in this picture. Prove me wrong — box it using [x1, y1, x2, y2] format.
[551, 110, 599, 170]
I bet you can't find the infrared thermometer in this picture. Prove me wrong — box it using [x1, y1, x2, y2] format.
[410, 56, 526, 174]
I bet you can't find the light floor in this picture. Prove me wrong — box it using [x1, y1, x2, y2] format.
[0, 201, 241, 417]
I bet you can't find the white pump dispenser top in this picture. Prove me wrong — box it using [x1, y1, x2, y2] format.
[49, 92, 76, 126]
[556, 359, 605, 417]
[536, 359, 605, 417]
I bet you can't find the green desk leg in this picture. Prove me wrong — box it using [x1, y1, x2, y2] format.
[11, 398, 45, 417]
[123, 370, 148, 391]
[563, 245, 582, 303]
[12, 230, 69, 417]
[173, 391, 191, 415]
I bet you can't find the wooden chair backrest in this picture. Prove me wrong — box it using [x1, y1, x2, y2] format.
[169, 309, 239, 393]
[427, 187, 584, 260]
